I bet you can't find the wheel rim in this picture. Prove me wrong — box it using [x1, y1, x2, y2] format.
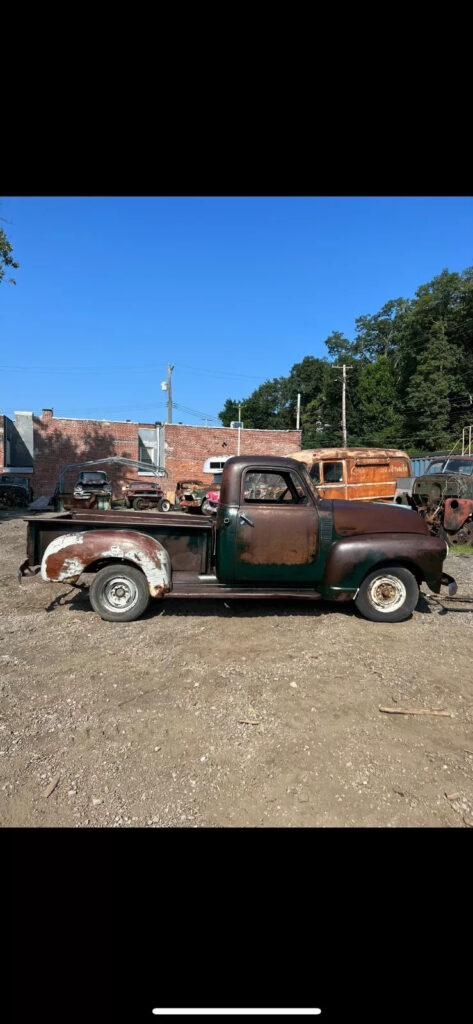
[367, 574, 407, 613]
[162, 500, 170, 511]
[101, 576, 139, 613]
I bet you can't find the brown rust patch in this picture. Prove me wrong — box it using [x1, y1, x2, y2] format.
[236, 505, 318, 565]
[444, 497, 473, 532]
[333, 500, 428, 537]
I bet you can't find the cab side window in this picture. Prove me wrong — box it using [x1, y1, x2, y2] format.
[322, 461, 344, 483]
[243, 470, 307, 504]
[310, 463, 321, 484]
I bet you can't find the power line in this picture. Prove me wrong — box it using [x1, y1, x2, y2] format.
[0, 361, 269, 382]
[175, 362, 267, 382]
[172, 401, 220, 422]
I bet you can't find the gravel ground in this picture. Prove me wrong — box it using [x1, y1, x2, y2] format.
[1, 509, 473, 827]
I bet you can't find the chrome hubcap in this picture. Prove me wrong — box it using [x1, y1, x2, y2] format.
[103, 576, 139, 612]
[367, 575, 406, 613]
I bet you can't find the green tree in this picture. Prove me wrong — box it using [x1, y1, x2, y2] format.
[405, 320, 462, 448]
[323, 330, 355, 360]
[354, 298, 410, 362]
[219, 378, 290, 430]
[356, 357, 403, 446]
[219, 264, 473, 454]
[0, 218, 19, 285]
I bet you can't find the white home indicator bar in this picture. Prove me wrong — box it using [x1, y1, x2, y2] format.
[152, 1011, 322, 1016]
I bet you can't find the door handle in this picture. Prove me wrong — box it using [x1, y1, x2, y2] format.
[239, 513, 254, 527]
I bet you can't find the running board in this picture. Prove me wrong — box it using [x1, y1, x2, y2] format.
[168, 577, 322, 600]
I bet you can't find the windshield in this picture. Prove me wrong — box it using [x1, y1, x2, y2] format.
[426, 458, 473, 476]
[80, 472, 107, 483]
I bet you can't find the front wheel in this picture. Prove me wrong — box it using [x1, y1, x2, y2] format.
[89, 565, 150, 621]
[158, 498, 171, 512]
[201, 499, 213, 516]
[354, 565, 419, 623]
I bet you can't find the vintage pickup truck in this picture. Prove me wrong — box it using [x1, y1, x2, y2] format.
[19, 455, 456, 623]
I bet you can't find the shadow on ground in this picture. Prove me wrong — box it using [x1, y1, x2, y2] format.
[41, 586, 464, 621]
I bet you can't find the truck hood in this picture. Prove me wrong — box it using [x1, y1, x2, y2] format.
[412, 473, 473, 501]
[330, 498, 429, 537]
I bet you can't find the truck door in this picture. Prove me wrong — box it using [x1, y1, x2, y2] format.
[234, 467, 319, 583]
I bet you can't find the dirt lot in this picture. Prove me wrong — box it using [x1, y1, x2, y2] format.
[1, 509, 473, 828]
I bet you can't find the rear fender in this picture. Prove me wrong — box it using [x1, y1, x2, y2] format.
[321, 532, 447, 595]
[40, 529, 172, 598]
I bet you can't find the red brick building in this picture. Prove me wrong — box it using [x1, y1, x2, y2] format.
[1, 409, 302, 498]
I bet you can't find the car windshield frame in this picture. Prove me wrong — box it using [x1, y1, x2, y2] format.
[426, 459, 473, 476]
[79, 472, 108, 484]
[293, 463, 319, 503]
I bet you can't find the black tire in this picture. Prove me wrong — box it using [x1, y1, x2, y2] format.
[133, 497, 147, 511]
[158, 498, 171, 512]
[89, 564, 150, 622]
[354, 565, 419, 623]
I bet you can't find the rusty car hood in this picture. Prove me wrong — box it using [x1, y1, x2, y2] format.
[412, 473, 473, 502]
[331, 498, 429, 537]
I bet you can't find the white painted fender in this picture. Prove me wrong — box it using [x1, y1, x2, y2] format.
[41, 529, 172, 598]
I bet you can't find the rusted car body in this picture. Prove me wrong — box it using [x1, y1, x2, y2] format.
[123, 479, 168, 511]
[0, 474, 32, 507]
[394, 456, 473, 545]
[201, 485, 220, 515]
[20, 456, 455, 624]
[174, 480, 208, 513]
[56, 471, 112, 511]
[291, 448, 412, 502]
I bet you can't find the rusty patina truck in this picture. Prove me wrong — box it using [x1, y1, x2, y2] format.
[19, 455, 456, 623]
[394, 455, 473, 545]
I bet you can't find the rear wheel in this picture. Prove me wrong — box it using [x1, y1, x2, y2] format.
[354, 565, 419, 623]
[89, 565, 150, 622]
[449, 522, 473, 545]
[158, 498, 171, 512]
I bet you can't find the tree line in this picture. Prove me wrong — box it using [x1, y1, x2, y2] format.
[219, 267, 473, 455]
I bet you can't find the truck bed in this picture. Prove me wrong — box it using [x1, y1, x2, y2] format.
[23, 509, 214, 575]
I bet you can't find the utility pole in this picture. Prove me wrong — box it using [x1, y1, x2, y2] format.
[342, 365, 346, 447]
[296, 393, 301, 431]
[330, 363, 352, 446]
[167, 363, 174, 424]
[238, 403, 241, 456]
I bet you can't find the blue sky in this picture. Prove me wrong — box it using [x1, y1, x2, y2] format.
[1, 196, 473, 425]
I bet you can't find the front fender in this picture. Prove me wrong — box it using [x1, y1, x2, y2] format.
[41, 529, 172, 598]
[443, 497, 473, 532]
[321, 532, 447, 595]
